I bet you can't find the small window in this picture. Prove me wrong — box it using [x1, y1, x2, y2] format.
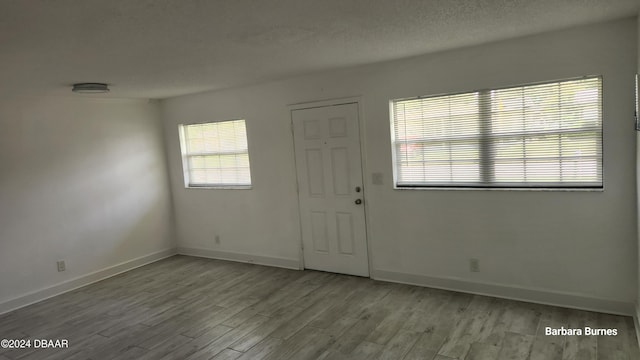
[390, 76, 603, 189]
[179, 119, 252, 188]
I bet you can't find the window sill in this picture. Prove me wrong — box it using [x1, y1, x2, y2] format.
[185, 185, 252, 190]
[393, 186, 603, 192]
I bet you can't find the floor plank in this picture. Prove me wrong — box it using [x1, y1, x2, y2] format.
[0, 255, 637, 360]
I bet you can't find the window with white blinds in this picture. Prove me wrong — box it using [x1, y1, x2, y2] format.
[179, 119, 252, 188]
[391, 76, 602, 188]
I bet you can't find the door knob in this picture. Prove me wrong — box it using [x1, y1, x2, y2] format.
[355, 186, 361, 193]
[355, 199, 362, 205]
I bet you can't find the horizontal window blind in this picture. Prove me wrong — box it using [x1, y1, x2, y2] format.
[391, 76, 602, 188]
[179, 119, 252, 187]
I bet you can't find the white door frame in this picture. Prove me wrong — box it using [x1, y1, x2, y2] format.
[288, 96, 373, 277]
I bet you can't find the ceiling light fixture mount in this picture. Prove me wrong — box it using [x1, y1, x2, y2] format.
[72, 83, 110, 94]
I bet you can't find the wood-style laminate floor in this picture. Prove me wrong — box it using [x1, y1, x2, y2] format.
[0, 255, 638, 360]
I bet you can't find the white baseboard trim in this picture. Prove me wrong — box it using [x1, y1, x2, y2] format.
[0, 248, 177, 315]
[372, 269, 634, 316]
[177, 246, 301, 270]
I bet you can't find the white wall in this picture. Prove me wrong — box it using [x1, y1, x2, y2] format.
[163, 18, 638, 312]
[0, 96, 175, 311]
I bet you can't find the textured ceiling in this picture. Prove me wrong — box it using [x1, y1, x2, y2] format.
[0, 0, 638, 99]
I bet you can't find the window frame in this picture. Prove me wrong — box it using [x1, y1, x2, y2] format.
[178, 119, 253, 190]
[389, 76, 604, 191]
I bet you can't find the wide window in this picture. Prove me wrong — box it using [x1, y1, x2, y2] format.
[390, 76, 602, 189]
[179, 119, 252, 188]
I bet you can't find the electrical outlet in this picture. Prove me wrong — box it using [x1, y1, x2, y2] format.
[215, 235, 220, 244]
[57, 260, 66, 272]
[469, 258, 480, 272]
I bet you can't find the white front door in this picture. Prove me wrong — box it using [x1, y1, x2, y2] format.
[292, 102, 369, 277]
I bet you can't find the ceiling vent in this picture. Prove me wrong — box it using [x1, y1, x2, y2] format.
[72, 83, 110, 94]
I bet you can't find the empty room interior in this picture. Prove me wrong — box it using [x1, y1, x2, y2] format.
[3, 1, 640, 359]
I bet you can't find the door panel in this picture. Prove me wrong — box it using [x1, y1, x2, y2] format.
[331, 147, 350, 196]
[305, 149, 325, 196]
[310, 211, 329, 253]
[336, 212, 354, 255]
[292, 102, 369, 277]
